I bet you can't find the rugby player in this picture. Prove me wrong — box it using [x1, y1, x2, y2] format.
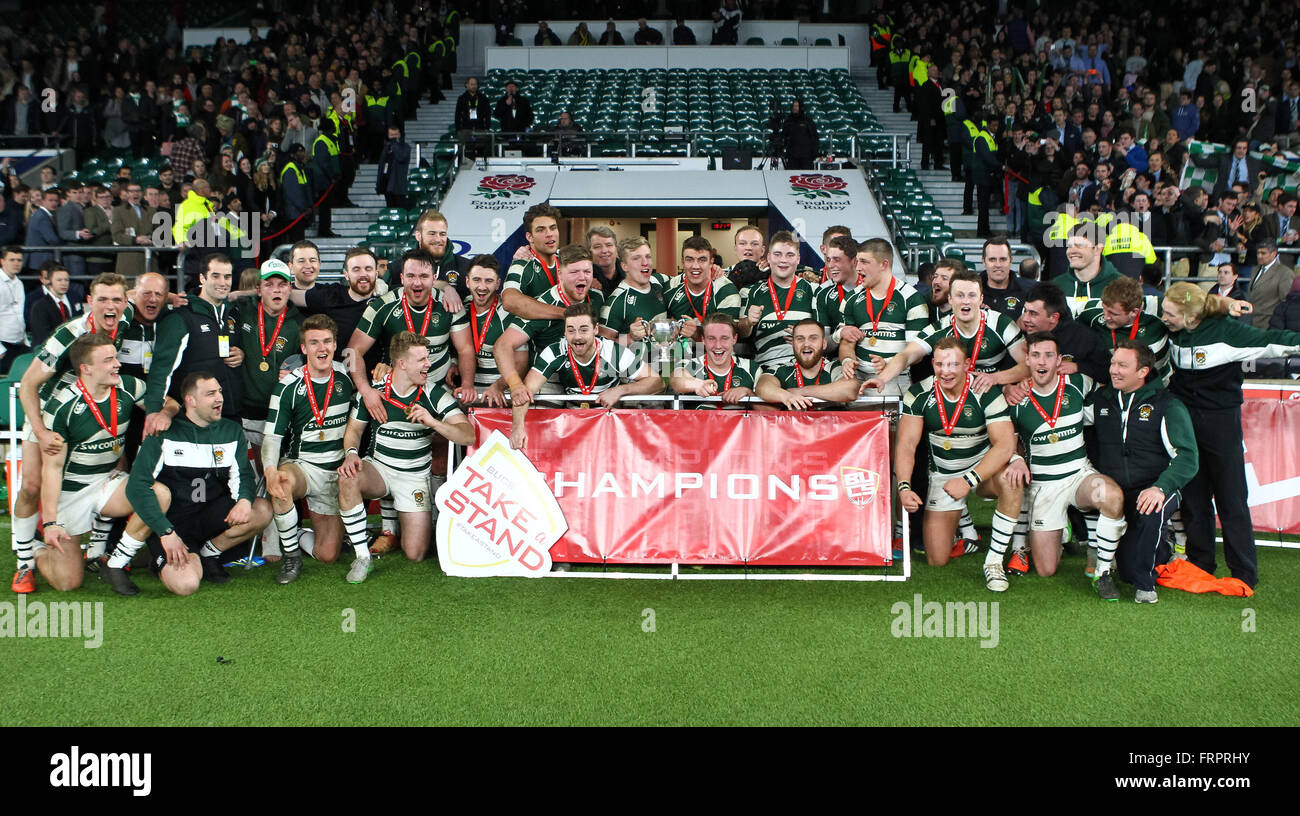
[126, 373, 274, 596]
[411, 209, 470, 307]
[1002, 332, 1129, 600]
[839, 238, 929, 396]
[37, 334, 174, 596]
[291, 248, 383, 367]
[1049, 224, 1123, 317]
[449, 255, 522, 407]
[599, 236, 670, 354]
[1077, 276, 1170, 382]
[738, 231, 819, 370]
[754, 319, 860, 409]
[864, 269, 1027, 394]
[509, 305, 662, 448]
[665, 236, 742, 342]
[813, 233, 864, 347]
[12, 272, 131, 593]
[495, 244, 603, 407]
[338, 332, 474, 582]
[670, 313, 759, 405]
[894, 337, 1024, 591]
[502, 203, 565, 320]
[262, 314, 355, 584]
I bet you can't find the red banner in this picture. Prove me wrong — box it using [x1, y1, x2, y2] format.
[1241, 399, 1300, 535]
[468, 409, 893, 566]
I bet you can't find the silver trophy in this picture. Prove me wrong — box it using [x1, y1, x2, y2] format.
[650, 318, 685, 381]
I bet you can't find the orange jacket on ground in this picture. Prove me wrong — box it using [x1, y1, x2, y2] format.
[1156, 559, 1254, 597]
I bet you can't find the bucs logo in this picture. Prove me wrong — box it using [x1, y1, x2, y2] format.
[1138, 404, 1153, 420]
[1193, 349, 1207, 366]
[214, 449, 225, 464]
[839, 466, 880, 508]
[275, 337, 288, 351]
[413, 490, 426, 506]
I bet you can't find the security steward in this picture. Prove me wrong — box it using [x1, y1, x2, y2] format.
[1088, 340, 1199, 603]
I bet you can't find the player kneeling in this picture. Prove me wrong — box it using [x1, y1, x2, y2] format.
[337, 331, 475, 583]
[262, 315, 355, 584]
[1002, 332, 1128, 600]
[36, 334, 176, 596]
[894, 338, 1024, 591]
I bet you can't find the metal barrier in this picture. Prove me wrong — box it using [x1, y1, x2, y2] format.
[16, 244, 182, 290]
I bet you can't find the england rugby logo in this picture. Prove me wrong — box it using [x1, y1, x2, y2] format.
[839, 466, 880, 508]
[473, 174, 536, 199]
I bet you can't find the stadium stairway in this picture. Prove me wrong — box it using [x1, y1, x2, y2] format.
[322, 72, 474, 270]
[856, 78, 980, 239]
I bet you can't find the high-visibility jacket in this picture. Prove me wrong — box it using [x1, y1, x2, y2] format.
[911, 57, 928, 86]
[173, 190, 214, 245]
[870, 23, 892, 51]
[1103, 218, 1157, 264]
[1156, 559, 1253, 597]
[1047, 211, 1080, 243]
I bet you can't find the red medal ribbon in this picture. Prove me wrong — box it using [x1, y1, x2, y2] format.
[401, 293, 433, 336]
[684, 280, 712, 324]
[86, 313, 119, 340]
[531, 248, 558, 287]
[556, 285, 573, 307]
[709, 360, 736, 391]
[865, 276, 897, 336]
[258, 302, 287, 359]
[1028, 374, 1067, 429]
[963, 312, 987, 372]
[793, 362, 824, 389]
[767, 279, 798, 321]
[933, 375, 971, 437]
[75, 379, 117, 442]
[836, 282, 845, 303]
[303, 366, 336, 431]
[567, 340, 600, 395]
[1110, 315, 1141, 349]
[469, 298, 496, 354]
[381, 375, 419, 410]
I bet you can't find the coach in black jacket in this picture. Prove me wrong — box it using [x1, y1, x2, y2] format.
[1089, 340, 1199, 602]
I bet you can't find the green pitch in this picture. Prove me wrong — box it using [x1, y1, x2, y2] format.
[2, 511, 1296, 727]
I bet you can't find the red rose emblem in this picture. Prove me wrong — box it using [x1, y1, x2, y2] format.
[480, 174, 535, 191]
[789, 174, 847, 191]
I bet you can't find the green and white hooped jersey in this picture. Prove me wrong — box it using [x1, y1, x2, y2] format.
[915, 308, 1025, 374]
[533, 339, 643, 395]
[355, 293, 455, 375]
[814, 279, 857, 337]
[769, 360, 843, 389]
[43, 375, 147, 493]
[449, 300, 515, 388]
[503, 286, 606, 352]
[664, 277, 743, 322]
[903, 375, 1010, 477]
[504, 254, 560, 300]
[680, 356, 759, 390]
[1077, 306, 1171, 382]
[741, 277, 819, 370]
[840, 279, 929, 364]
[264, 363, 356, 470]
[1007, 373, 1095, 482]
[350, 378, 464, 473]
[601, 274, 670, 364]
[36, 312, 134, 404]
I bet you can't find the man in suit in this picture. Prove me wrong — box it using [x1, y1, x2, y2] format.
[112, 182, 159, 277]
[1250, 193, 1299, 252]
[56, 181, 93, 278]
[82, 185, 116, 277]
[1196, 139, 1269, 196]
[916, 64, 946, 171]
[1246, 243, 1296, 329]
[27, 264, 81, 347]
[24, 187, 62, 274]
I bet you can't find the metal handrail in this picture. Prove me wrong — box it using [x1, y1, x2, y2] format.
[16, 243, 182, 289]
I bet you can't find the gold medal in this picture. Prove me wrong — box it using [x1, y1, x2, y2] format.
[867, 336, 878, 347]
[942, 439, 951, 450]
[259, 361, 270, 372]
[580, 402, 590, 409]
[1048, 433, 1059, 444]
[113, 443, 122, 455]
[319, 430, 326, 441]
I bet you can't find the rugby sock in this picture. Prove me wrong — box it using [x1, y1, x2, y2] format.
[380, 498, 398, 536]
[199, 540, 221, 558]
[342, 504, 370, 559]
[274, 506, 300, 556]
[106, 533, 145, 569]
[261, 519, 281, 558]
[13, 514, 37, 569]
[1011, 506, 1029, 554]
[86, 514, 113, 560]
[1082, 511, 1098, 547]
[1094, 514, 1126, 575]
[986, 511, 1017, 565]
[958, 506, 977, 541]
